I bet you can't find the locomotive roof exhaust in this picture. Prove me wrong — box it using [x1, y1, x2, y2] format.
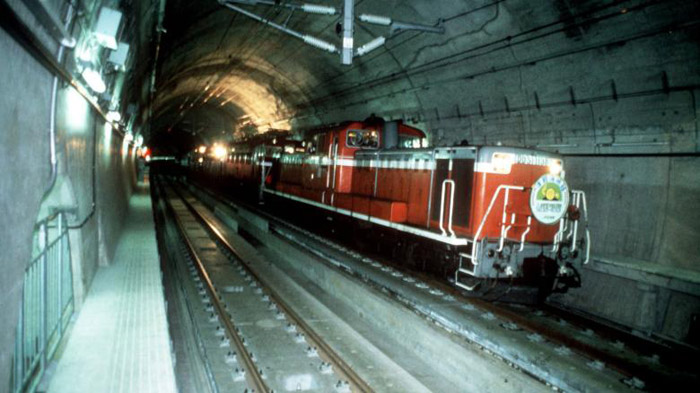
[383, 121, 399, 150]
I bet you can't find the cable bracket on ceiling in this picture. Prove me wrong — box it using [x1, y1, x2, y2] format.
[218, 0, 445, 65]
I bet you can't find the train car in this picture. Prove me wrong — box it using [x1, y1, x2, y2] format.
[196, 119, 590, 293]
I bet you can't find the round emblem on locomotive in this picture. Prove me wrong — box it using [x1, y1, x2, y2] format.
[530, 174, 570, 225]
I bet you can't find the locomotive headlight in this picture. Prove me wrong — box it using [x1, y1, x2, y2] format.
[548, 159, 563, 176]
[492, 152, 514, 174]
[198, 145, 207, 154]
[213, 145, 227, 161]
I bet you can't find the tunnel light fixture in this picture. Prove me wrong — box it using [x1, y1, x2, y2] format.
[106, 111, 121, 122]
[81, 68, 106, 93]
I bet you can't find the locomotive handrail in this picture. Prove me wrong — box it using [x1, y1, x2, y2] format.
[552, 189, 590, 264]
[439, 179, 457, 237]
[498, 213, 516, 252]
[518, 216, 533, 252]
[471, 185, 526, 266]
[573, 190, 591, 264]
[455, 184, 524, 291]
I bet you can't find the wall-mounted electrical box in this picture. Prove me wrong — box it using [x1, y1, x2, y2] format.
[94, 7, 122, 50]
[108, 42, 130, 70]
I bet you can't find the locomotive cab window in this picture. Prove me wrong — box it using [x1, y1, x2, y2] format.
[346, 129, 379, 149]
[398, 135, 427, 149]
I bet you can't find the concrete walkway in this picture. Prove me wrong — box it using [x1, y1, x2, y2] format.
[48, 186, 177, 393]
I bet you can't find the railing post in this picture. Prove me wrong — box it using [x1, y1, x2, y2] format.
[39, 223, 47, 372]
[57, 213, 63, 337]
[15, 301, 23, 393]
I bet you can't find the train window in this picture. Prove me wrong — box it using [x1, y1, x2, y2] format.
[346, 129, 379, 149]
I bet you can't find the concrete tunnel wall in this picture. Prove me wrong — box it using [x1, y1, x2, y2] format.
[0, 2, 138, 389]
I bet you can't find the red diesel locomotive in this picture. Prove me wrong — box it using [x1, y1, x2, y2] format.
[195, 119, 590, 292]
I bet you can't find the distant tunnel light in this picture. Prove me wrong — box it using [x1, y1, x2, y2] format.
[81, 68, 106, 93]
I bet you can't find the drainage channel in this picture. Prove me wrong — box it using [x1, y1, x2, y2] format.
[158, 180, 371, 393]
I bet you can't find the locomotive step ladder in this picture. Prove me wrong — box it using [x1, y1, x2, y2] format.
[455, 244, 479, 291]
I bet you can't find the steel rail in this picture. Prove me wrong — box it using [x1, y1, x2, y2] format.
[172, 182, 374, 393]
[165, 186, 270, 393]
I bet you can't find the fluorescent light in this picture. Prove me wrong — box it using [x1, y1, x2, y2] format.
[106, 111, 121, 122]
[81, 68, 106, 93]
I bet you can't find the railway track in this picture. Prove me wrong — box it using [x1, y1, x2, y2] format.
[171, 176, 699, 392]
[154, 179, 373, 392]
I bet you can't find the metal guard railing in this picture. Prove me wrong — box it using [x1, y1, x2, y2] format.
[13, 212, 74, 393]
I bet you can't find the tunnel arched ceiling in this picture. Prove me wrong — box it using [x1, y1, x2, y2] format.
[151, 0, 464, 141]
[150, 0, 700, 153]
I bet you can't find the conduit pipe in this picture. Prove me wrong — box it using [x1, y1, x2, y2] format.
[44, 3, 76, 199]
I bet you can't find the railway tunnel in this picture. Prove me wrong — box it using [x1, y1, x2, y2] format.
[1, 0, 699, 392]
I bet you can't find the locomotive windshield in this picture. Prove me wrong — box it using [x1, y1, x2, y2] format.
[346, 129, 379, 149]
